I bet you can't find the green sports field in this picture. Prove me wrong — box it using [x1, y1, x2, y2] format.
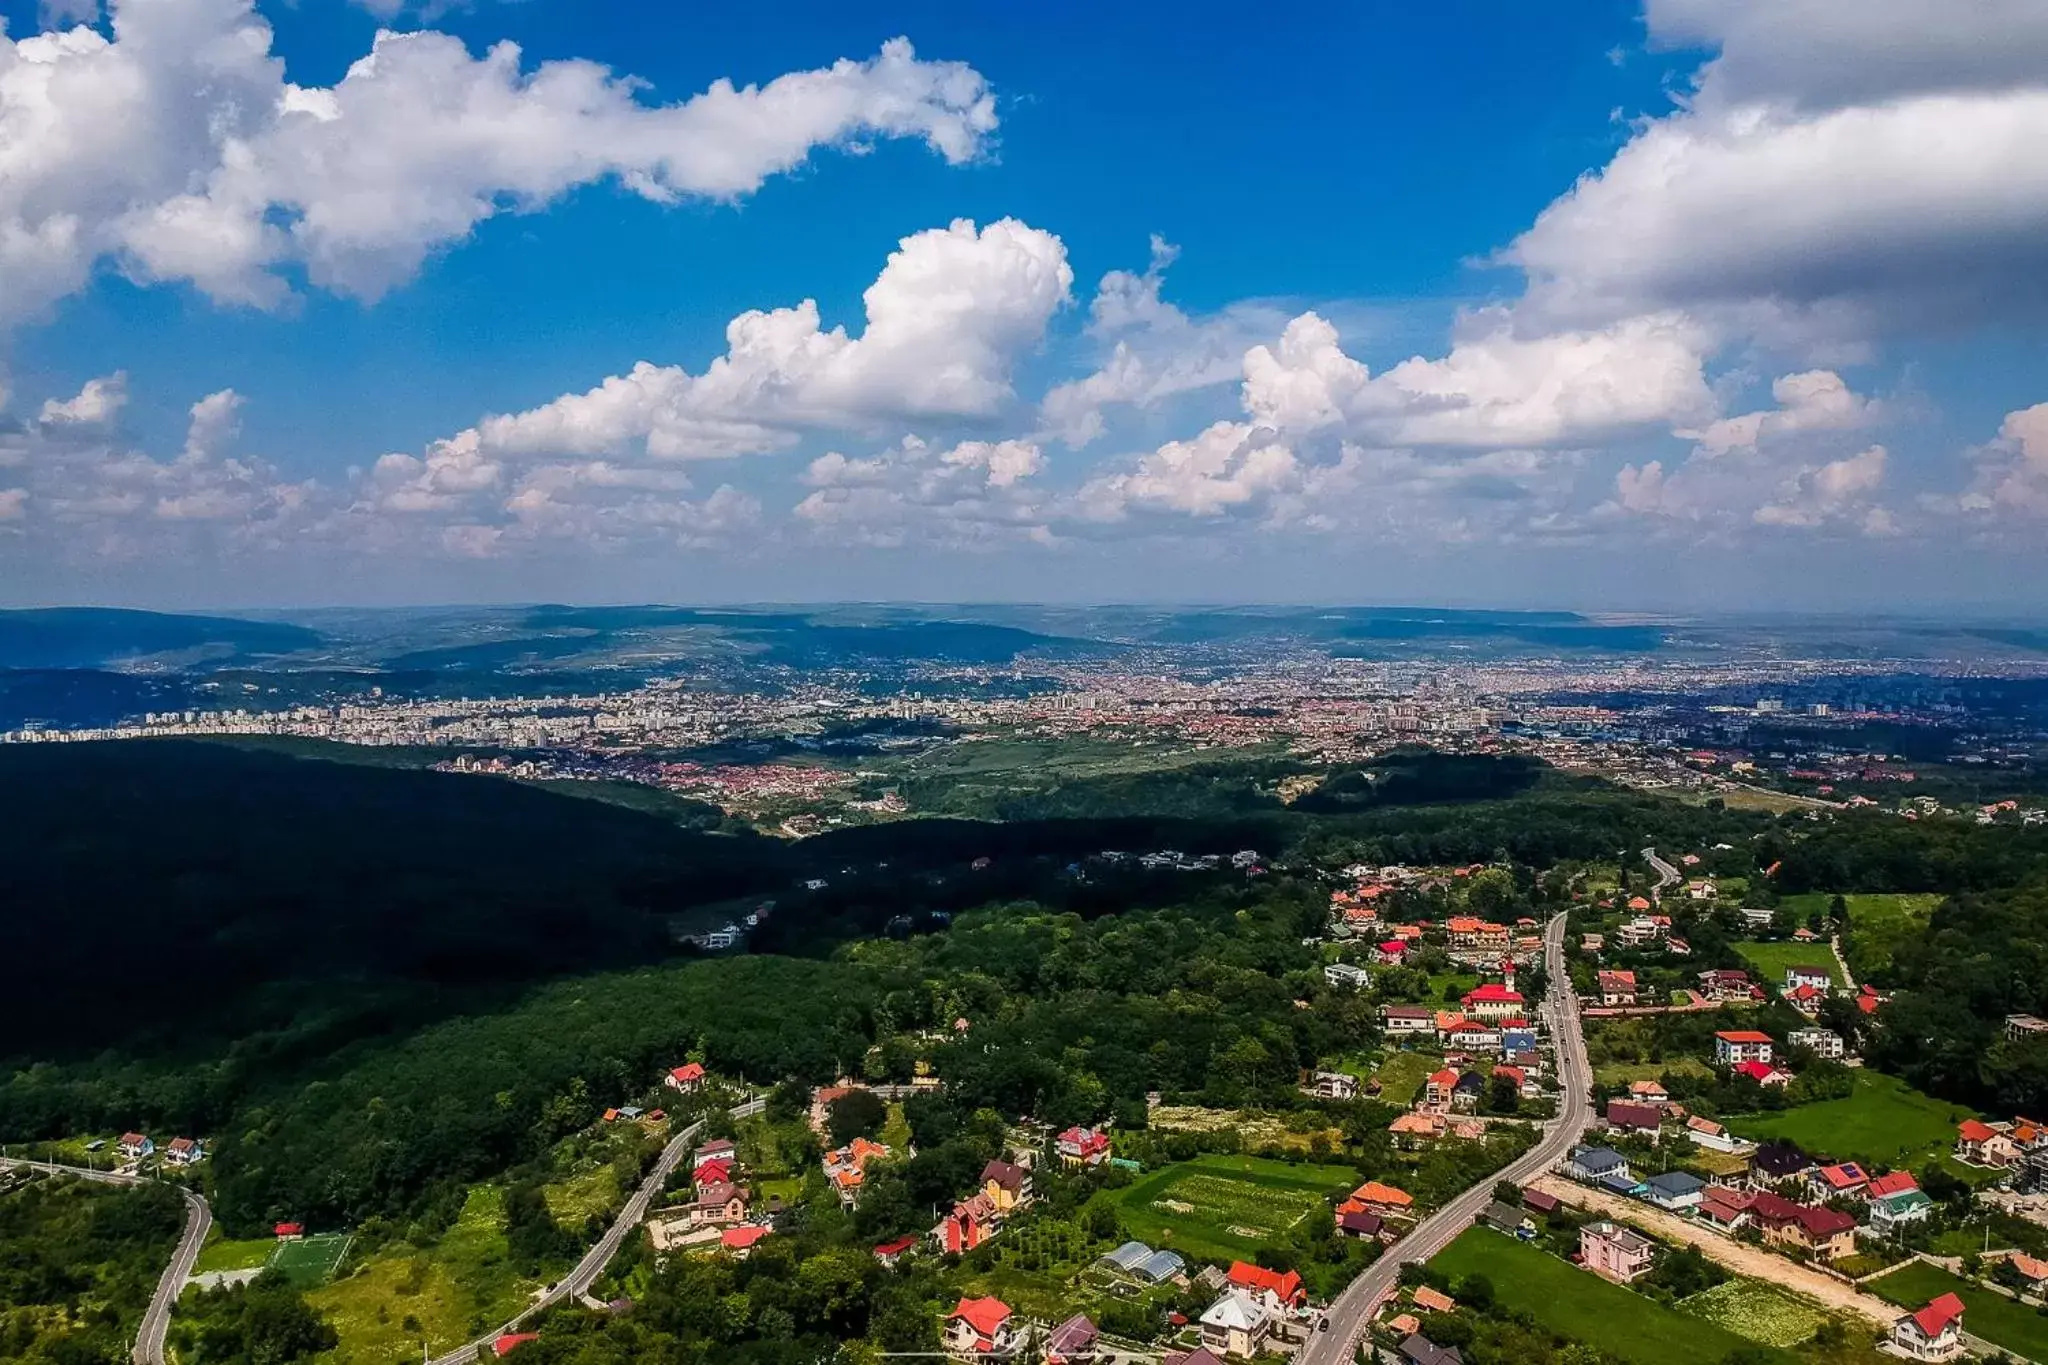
[268, 1232, 351, 1287]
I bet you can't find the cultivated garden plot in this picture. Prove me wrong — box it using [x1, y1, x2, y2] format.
[1678, 1279, 1830, 1349]
[1108, 1155, 1358, 1261]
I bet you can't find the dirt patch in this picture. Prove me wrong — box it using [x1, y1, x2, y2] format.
[1531, 1176, 1897, 1330]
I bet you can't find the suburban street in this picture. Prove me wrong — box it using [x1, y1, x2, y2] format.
[0, 1155, 210, 1365]
[1296, 910, 1594, 1365]
[426, 1095, 766, 1365]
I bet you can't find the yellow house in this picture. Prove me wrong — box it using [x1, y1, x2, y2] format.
[979, 1158, 1031, 1212]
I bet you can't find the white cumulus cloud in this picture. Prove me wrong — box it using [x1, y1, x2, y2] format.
[0, 0, 998, 327]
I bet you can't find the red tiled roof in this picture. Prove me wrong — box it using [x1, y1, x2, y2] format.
[950, 1296, 1012, 1339]
[873, 1235, 919, 1257]
[721, 1226, 770, 1251]
[1867, 1171, 1919, 1199]
[1227, 1261, 1304, 1302]
[1716, 1030, 1773, 1043]
[1910, 1293, 1966, 1339]
[493, 1333, 540, 1357]
[1958, 1119, 1999, 1142]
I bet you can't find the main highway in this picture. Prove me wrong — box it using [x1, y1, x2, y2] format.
[0, 1155, 210, 1365]
[1295, 910, 1594, 1365]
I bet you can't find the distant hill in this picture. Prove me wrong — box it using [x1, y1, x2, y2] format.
[0, 608, 320, 669]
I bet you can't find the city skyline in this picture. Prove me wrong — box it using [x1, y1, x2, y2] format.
[4, 0, 2048, 610]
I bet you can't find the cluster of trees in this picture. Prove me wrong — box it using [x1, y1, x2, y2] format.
[1865, 884, 2048, 1111]
[0, 1174, 186, 1364]
[166, 1272, 337, 1365]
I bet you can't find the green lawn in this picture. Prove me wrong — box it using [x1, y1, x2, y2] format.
[306, 1186, 538, 1365]
[1102, 1154, 1359, 1262]
[1374, 1051, 1443, 1108]
[1867, 1260, 2048, 1362]
[192, 1234, 278, 1275]
[1430, 1228, 1794, 1365]
[1725, 1071, 1974, 1169]
[1593, 1058, 1713, 1087]
[1734, 940, 1843, 989]
[1835, 894, 1940, 977]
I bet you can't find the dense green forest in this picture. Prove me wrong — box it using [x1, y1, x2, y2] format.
[12, 738, 2048, 1362]
[0, 1174, 186, 1363]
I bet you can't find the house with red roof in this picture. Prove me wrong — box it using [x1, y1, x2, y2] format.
[934, 1194, 999, 1255]
[944, 1296, 1020, 1358]
[1226, 1261, 1305, 1312]
[1714, 1030, 1775, 1065]
[873, 1235, 919, 1267]
[665, 1063, 707, 1093]
[1374, 939, 1411, 965]
[1809, 1162, 1870, 1201]
[1421, 1068, 1460, 1114]
[1055, 1126, 1112, 1167]
[693, 1158, 735, 1188]
[1596, 970, 1638, 1006]
[720, 1225, 771, 1258]
[694, 1138, 737, 1168]
[1890, 1293, 1966, 1361]
[1460, 982, 1525, 1022]
[1733, 1059, 1793, 1087]
[492, 1333, 540, 1358]
[274, 1222, 304, 1241]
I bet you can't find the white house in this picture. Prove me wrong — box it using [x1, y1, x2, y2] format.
[1890, 1294, 1966, 1361]
[1197, 1291, 1272, 1360]
[164, 1137, 204, 1166]
[1324, 962, 1372, 990]
[1382, 1005, 1436, 1036]
[1784, 965, 1832, 993]
[1643, 1171, 1706, 1214]
[1713, 1031, 1774, 1065]
[1787, 1028, 1845, 1060]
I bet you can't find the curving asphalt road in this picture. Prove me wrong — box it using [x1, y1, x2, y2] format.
[1643, 846, 1682, 898]
[0, 1155, 209, 1365]
[425, 1095, 766, 1365]
[1295, 911, 1594, 1365]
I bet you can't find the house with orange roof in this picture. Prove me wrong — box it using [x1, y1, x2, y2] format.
[1388, 1112, 1447, 1147]
[1412, 1285, 1456, 1313]
[1226, 1261, 1305, 1312]
[1421, 1067, 1459, 1113]
[1350, 1180, 1414, 1214]
[719, 1225, 771, 1258]
[1956, 1119, 2020, 1168]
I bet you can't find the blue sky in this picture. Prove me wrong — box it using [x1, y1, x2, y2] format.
[3, 0, 2047, 610]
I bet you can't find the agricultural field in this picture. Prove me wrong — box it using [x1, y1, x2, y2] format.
[305, 1186, 538, 1365]
[1867, 1260, 2048, 1363]
[1147, 1106, 1342, 1154]
[269, 1232, 351, 1287]
[1725, 1071, 1975, 1170]
[1678, 1279, 1830, 1349]
[1102, 1154, 1358, 1262]
[1430, 1227, 1794, 1365]
[1734, 940, 1844, 989]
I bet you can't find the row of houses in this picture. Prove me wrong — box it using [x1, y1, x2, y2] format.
[114, 1133, 206, 1166]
